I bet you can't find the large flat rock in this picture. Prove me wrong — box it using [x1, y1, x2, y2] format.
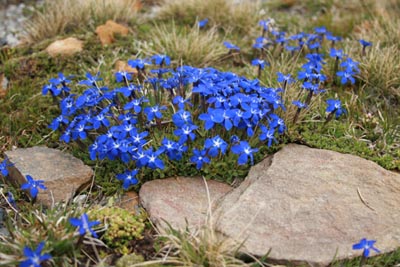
[139, 177, 233, 231]
[5, 146, 93, 206]
[214, 144, 400, 266]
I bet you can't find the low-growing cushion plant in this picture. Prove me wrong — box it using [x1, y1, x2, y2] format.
[89, 206, 146, 255]
[42, 18, 364, 190]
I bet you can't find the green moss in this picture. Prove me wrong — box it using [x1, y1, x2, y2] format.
[291, 122, 400, 171]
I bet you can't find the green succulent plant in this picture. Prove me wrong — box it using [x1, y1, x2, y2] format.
[89, 206, 146, 254]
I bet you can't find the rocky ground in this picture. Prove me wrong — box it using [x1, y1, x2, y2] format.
[0, 0, 40, 46]
[4, 144, 400, 266]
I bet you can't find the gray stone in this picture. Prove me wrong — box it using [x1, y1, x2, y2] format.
[214, 144, 400, 266]
[5, 33, 19, 46]
[5, 146, 93, 206]
[139, 177, 233, 231]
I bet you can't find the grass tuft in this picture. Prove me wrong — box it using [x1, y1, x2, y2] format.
[139, 22, 227, 67]
[133, 179, 258, 267]
[24, 0, 141, 43]
[155, 0, 262, 34]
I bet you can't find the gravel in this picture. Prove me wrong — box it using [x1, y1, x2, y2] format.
[0, 0, 40, 47]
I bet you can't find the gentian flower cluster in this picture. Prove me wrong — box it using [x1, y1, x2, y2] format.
[247, 20, 360, 123]
[44, 20, 367, 188]
[44, 57, 286, 189]
[250, 21, 360, 86]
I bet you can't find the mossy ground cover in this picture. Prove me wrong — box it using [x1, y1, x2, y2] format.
[0, 0, 399, 266]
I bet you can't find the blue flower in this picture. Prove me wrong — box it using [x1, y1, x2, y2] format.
[253, 36, 268, 49]
[223, 41, 240, 51]
[118, 84, 141, 98]
[275, 33, 286, 45]
[259, 19, 272, 31]
[220, 109, 236, 131]
[259, 125, 277, 147]
[326, 99, 346, 118]
[174, 123, 198, 143]
[231, 141, 258, 165]
[128, 58, 151, 70]
[124, 97, 148, 113]
[232, 108, 252, 127]
[302, 81, 321, 93]
[199, 108, 224, 130]
[49, 115, 69, 131]
[336, 70, 357, 85]
[277, 72, 295, 84]
[152, 54, 171, 66]
[143, 105, 166, 121]
[133, 149, 148, 168]
[230, 135, 240, 144]
[42, 84, 61, 96]
[20, 242, 52, 267]
[292, 100, 307, 109]
[69, 213, 100, 238]
[60, 95, 77, 116]
[308, 41, 321, 50]
[269, 114, 286, 134]
[172, 96, 192, 109]
[198, 18, 209, 28]
[352, 238, 380, 257]
[190, 149, 210, 169]
[314, 26, 327, 35]
[340, 58, 360, 73]
[329, 48, 344, 59]
[204, 135, 227, 157]
[359, 39, 372, 48]
[161, 138, 184, 161]
[284, 45, 299, 53]
[60, 128, 71, 143]
[78, 72, 102, 87]
[116, 169, 139, 189]
[0, 158, 12, 177]
[71, 120, 90, 140]
[115, 71, 132, 83]
[326, 33, 342, 43]
[7, 192, 16, 208]
[21, 175, 47, 199]
[144, 148, 165, 170]
[251, 59, 268, 70]
[49, 72, 71, 86]
[172, 109, 193, 127]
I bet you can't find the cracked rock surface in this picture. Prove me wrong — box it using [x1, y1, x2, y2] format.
[214, 144, 400, 266]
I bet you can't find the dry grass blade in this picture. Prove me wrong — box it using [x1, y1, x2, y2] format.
[24, 0, 141, 43]
[351, 1, 400, 106]
[140, 22, 226, 67]
[129, 178, 264, 267]
[155, 0, 262, 34]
